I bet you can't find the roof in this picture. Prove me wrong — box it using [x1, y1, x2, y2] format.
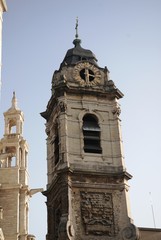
[60, 38, 98, 68]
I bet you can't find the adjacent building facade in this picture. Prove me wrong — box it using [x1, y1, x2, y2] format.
[0, 93, 37, 240]
[0, 0, 7, 91]
[0, 1, 7, 239]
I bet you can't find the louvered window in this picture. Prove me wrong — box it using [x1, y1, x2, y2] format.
[83, 114, 102, 154]
[54, 124, 59, 166]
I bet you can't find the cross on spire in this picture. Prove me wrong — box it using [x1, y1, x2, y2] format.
[73, 17, 81, 47]
[75, 17, 79, 39]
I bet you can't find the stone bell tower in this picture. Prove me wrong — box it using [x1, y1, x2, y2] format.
[41, 23, 139, 240]
[0, 93, 33, 240]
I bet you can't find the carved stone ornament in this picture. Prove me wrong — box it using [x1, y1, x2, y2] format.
[112, 105, 121, 116]
[52, 71, 67, 87]
[104, 66, 110, 82]
[58, 214, 68, 239]
[81, 192, 115, 236]
[67, 220, 75, 238]
[54, 101, 67, 116]
[122, 224, 140, 240]
[58, 101, 67, 113]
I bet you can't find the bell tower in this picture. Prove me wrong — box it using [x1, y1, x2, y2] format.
[42, 23, 139, 240]
[0, 93, 31, 240]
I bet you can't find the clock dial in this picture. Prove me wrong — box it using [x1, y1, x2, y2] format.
[73, 62, 101, 86]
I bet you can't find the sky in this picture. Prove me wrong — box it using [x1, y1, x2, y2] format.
[0, 0, 161, 239]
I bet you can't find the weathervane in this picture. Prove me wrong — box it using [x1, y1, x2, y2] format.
[75, 17, 79, 39]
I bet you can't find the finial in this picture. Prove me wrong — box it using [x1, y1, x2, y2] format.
[73, 17, 81, 47]
[75, 17, 79, 39]
[11, 91, 18, 109]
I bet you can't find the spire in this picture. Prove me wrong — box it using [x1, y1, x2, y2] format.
[73, 17, 81, 47]
[11, 91, 18, 109]
[4, 92, 21, 113]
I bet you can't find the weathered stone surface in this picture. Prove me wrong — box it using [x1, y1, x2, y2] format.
[42, 39, 137, 239]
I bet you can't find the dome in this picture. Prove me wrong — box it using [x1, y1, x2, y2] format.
[60, 38, 98, 68]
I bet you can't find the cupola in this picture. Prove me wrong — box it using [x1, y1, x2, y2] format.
[60, 19, 98, 68]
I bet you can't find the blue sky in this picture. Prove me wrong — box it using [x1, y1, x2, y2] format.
[0, 0, 161, 239]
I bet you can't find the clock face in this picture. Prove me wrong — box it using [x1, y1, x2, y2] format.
[73, 62, 101, 86]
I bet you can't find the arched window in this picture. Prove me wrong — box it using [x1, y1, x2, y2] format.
[9, 119, 16, 134]
[83, 114, 102, 154]
[54, 133, 59, 165]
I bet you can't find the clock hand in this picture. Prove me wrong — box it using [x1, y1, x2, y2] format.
[84, 68, 95, 84]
